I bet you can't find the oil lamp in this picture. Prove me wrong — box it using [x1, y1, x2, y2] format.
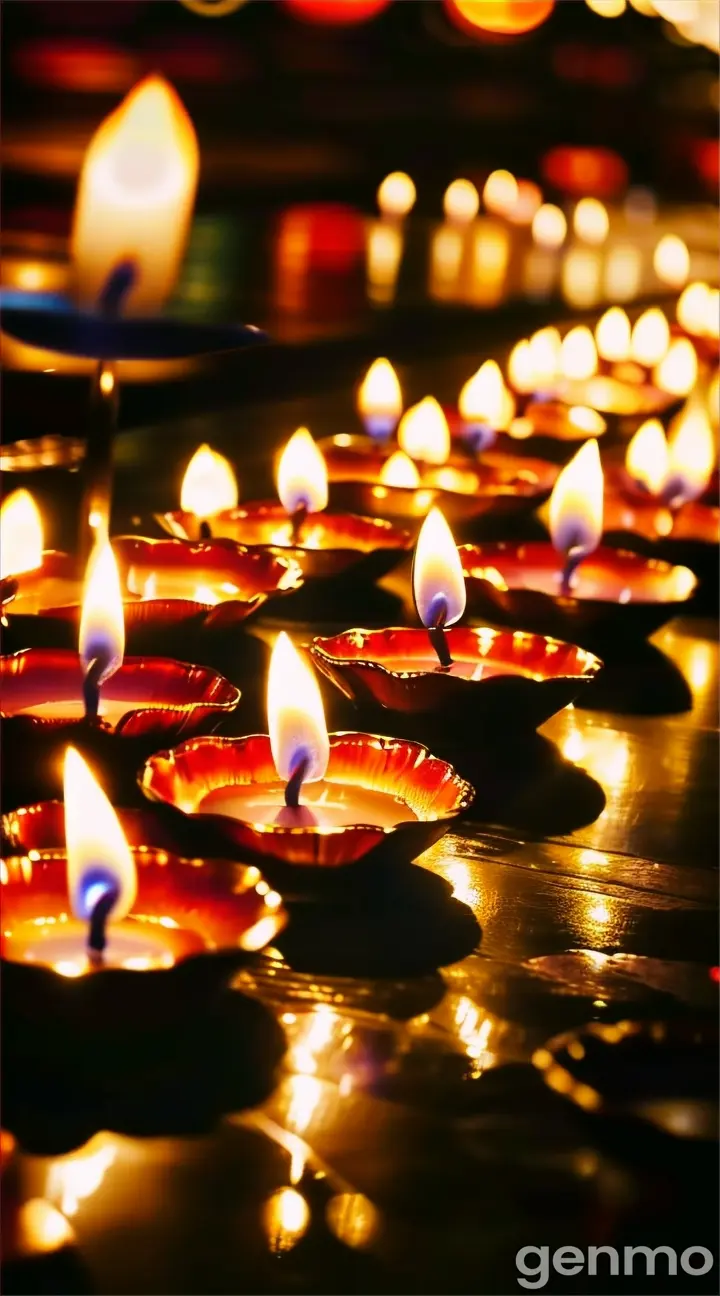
[0, 490, 78, 613]
[311, 506, 602, 733]
[141, 631, 473, 873]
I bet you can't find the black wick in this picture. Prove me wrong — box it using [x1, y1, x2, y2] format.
[199, 519, 213, 540]
[87, 882, 120, 961]
[560, 551, 584, 597]
[82, 656, 105, 722]
[290, 504, 307, 545]
[284, 754, 310, 809]
[428, 600, 453, 669]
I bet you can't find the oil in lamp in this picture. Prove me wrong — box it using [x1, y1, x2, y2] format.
[140, 631, 473, 873]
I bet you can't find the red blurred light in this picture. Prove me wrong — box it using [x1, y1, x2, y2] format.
[692, 139, 720, 193]
[282, 0, 390, 24]
[445, 0, 555, 38]
[710, 966, 720, 984]
[14, 39, 137, 92]
[542, 146, 628, 199]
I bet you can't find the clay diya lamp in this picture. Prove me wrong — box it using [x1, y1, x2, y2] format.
[311, 506, 602, 735]
[0, 489, 79, 623]
[1, 538, 239, 740]
[157, 436, 411, 582]
[460, 441, 697, 643]
[140, 631, 473, 887]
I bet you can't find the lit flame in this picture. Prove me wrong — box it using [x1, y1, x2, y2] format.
[630, 308, 670, 367]
[528, 326, 562, 388]
[443, 179, 480, 224]
[595, 307, 631, 362]
[47, 1137, 117, 1217]
[412, 507, 466, 629]
[379, 450, 421, 488]
[626, 419, 670, 497]
[549, 439, 604, 560]
[180, 444, 238, 518]
[277, 428, 328, 515]
[568, 406, 607, 436]
[573, 198, 609, 245]
[531, 202, 567, 249]
[459, 360, 515, 429]
[0, 489, 43, 580]
[665, 393, 716, 504]
[677, 281, 712, 336]
[263, 1188, 310, 1254]
[79, 538, 125, 687]
[268, 632, 329, 786]
[505, 178, 542, 226]
[64, 748, 137, 925]
[357, 358, 402, 437]
[653, 234, 690, 288]
[560, 326, 598, 381]
[377, 171, 416, 218]
[397, 397, 450, 465]
[653, 337, 697, 397]
[482, 170, 518, 217]
[705, 289, 719, 339]
[507, 339, 534, 393]
[71, 75, 199, 313]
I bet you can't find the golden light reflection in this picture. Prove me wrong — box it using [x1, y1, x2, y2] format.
[0, 489, 43, 580]
[560, 326, 598, 381]
[377, 171, 416, 219]
[366, 221, 403, 304]
[466, 223, 509, 306]
[483, 169, 518, 217]
[459, 360, 515, 429]
[653, 234, 690, 288]
[326, 1194, 379, 1249]
[429, 224, 465, 300]
[573, 198, 609, 245]
[595, 307, 631, 362]
[602, 243, 642, 302]
[180, 444, 238, 518]
[286, 1073, 325, 1135]
[263, 1188, 310, 1254]
[443, 178, 480, 224]
[561, 247, 602, 308]
[531, 202, 567, 249]
[46, 1135, 118, 1217]
[631, 308, 670, 367]
[398, 397, 450, 464]
[379, 450, 421, 488]
[451, 996, 496, 1072]
[681, 638, 715, 698]
[653, 338, 697, 397]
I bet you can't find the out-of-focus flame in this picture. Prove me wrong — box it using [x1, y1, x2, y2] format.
[528, 326, 562, 388]
[665, 393, 716, 504]
[377, 171, 416, 218]
[398, 397, 450, 464]
[549, 439, 604, 559]
[459, 361, 515, 429]
[366, 221, 403, 304]
[446, 0, 555, 35]
[46, 1136, 118, 1217]
[531, 203, 567, 248]
[573, 198, 609, 245]
[568, 406, 607, 436]
[603, 244, 642, 303]
[586, 0, 626, 14]
[379, 451, 421, 488]
[277, 428, 328, 515]
[630, 308, 670, 367]
[561, 247, 602, 308]
[357, 358, 403, 439]
[263, 1188, 310, 1254]
[71, 75, 199, 313]
[443, 179, 479, 224]
[482, 169, 518, 217]
[507, 339, 535, 393]
[626, 419, 670, 497]
[677, 281, 713, 336]
[412, 507, 466, 629]
[708, 371, 720, 430]
[653, 234, 690, 288]
[14, 1201, 75, 1254]
[653, 337, 697, 397]
[79, 538, 125, 687]
[64, 748, 137, 924]
[0, 489, 43, 580]
[268, 632, 329, 785]
[180, 444, 238, 518]
[506, 179, 542, 226]
[560, 326, 598, 381]
[595, 307, 631, 362]
[705, 288, 719, 339]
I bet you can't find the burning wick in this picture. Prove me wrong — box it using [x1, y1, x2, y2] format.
[87, 879, 121, 962]
[82, 656, 105, 722]
[97, 259, 137, 317]
[284, 751, 310, 809]
[199, 519, 212, 540]
[290, 503, 307, 545]
[559, 550, 583, 597]
[79, 538, 125, 724]
[427, 597, 453, 669]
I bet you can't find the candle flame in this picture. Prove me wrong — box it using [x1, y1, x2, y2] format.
[653, 337, 698, 397]
[482, 170, 518, 217]
[568, 406, 607, 436]
[79, 538, 125, 687]
[398, 397, 450, 465]
[377, 171, 416, 218]
[268, 632, 329, 786]
[412, 506, 466, 630]
[560, 326, 598, 381]
[595, 307, 631, 362]
[677, 281, 713, 336]
[180, 444, 238, 518]
[573, 198, 609, 245]
[630, 308, 670, 367]
[277, 428, 328, 516]
[653, 234, 690, 288]
[357, 358, 402, 438]
[626, 419, 670, 497]
[507, 339, 534, 393]
[443, 179, 480, 224]
[665, 394, 716, 504]
[531, 203, 567, 249]
[71, 75, 199, 313]
[64, 747, 137, 925]
[379, 450, 421, 488]
[459, 360, 515, 429]
[505, 178, 542, 227]
[528, 326, 562, 388]
[0, 489, 43, 580]
[549, 439, 604, 560]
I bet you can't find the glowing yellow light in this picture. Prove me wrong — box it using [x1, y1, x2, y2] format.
[482, 169, 518, 217]
[99, 370, 115, 395]
[398, 396, 450, 464]
[653, 234, 690, 288]
[326, 1194, 379, 1250]
[79, 537, 125, 686]
[15, 1200, 75, 1253]
[64, 748, 137, 923]
[666, 393, 716, 502]
[677, 281, 712, 336]
[603, 244, 642, 302]
[628, 0, 655, 12]
[528, 326, 562, 387]
[653, 337, 697, 397]
[276, 428, 328, 516]
[466, 224, 510, 306]
[71, 75, 199, 313]
[561, 248, 602, 308]
[47, 1137, 118, 1217]
[531, 202, 567, 249]
[357, 358, 402, 428]
[708, 371, 720, 429]
[568, 406, 607, 436]
[626, 419, 670, 497]
[0, 489, 43, 580]
[560, 326, 598, 381]
[595, 307, 631, 362]
[263, 1188, 310, 1254]
[573, 198, 609, 245]
[379, 450, 421, 488]
[180, 444, 238, 518]
[429, 225, 464, 297]
[506, 178, 543, 226]
[377, 171, 416, 218]
[412, 507, 466, 629]
[459, 360, 515, 429]
[705, 288, 719, 339]
[268, 632, 329, 786]
[631, 308, 670, 367]
[366, 222, 403, 304]
[507, 339, 535, 393]
[586, 0, 626, 16]
[443, 178, 480, 224]
[549, 440, 604, 560]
